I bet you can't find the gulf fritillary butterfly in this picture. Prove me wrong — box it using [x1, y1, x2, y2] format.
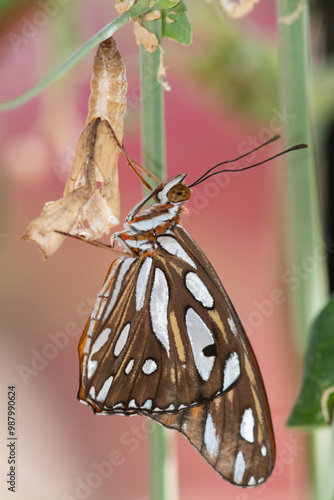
[77, 138, 307, 487]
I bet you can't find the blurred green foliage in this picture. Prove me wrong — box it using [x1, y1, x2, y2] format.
[2, 0, 334, 126]
[0, 0, 31, 19]
[186, 4, 279, 120]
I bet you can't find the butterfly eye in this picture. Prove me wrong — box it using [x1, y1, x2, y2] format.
[166, 184, 191, 203]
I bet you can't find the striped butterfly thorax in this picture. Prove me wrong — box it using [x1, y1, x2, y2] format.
[78, 172, 276, 487]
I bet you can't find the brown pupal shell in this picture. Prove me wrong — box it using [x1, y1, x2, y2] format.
[86, 37, 127, 136]
[64, 37, 127, 225]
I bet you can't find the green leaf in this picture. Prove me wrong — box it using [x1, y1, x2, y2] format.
[157, 0, 180, 8]
[161, 1, 192, 46]
[288, 296, 334, 428]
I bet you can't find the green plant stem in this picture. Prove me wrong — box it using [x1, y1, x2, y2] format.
[277, 1, 331, 499]
[140, 17, 177, 500]
[0, 0, 154, 111]
[140, 24, 165, 181]
[277, 0, 328, 344]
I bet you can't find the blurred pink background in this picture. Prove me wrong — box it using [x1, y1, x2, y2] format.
[0, 1, 309, 499]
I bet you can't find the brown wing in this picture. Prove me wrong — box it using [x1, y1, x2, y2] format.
[78, 225, 275, 485]
[148, 225, 275, 486]
[78, 234, 248, 415]
[151, 331, 275, 487]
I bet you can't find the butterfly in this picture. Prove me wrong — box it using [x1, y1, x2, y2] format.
[77, 138, 307, 487]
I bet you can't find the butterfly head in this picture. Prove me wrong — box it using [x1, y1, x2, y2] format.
[155, 174, 191, 205]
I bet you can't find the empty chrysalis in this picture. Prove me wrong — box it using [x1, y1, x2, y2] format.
[23, 37, 127, 257]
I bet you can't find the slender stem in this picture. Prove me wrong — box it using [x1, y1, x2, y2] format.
[277, 0, 328, 343]
[0, 0, 153, 111]
[140, 16, 178, 500]
[277, 1, 331, 499]
[140, 19, 165, 182]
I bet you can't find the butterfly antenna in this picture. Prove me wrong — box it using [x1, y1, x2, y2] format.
[189, 135, 281, 188]
[189, 139, 308, 188]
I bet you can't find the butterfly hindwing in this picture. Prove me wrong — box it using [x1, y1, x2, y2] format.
[152, 343, 275, 488]
[148, 225, 275, 486]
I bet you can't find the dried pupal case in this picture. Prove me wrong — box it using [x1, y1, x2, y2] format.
[23, 37, 127, 257]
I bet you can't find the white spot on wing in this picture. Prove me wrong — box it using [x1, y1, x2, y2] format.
[113, 403, 124, 409]
[86, 318, 97, 338]
[114, 323, 131, 357]
[83, 337, 91, 354]
[240, 408, 255, 443]
[99, 275, 113, 298]
[185, 272, 214, 308]
[128, 399, 137, 408]
[87, 360, 98, 379]
[185, 308, 215, 381]
[223, 351, 240, 391]
[204, 411, 219, 459]
[102, 258, 136, 321]
[261, 445, 267, 456]
[248, 476, 256, 486]
[227, 317, 238, 336]
[99, 258, 122, 297]
[90, 328, 111, 356]
[142, 359, 158, 375]
[89, 386, 96, 399]
[157, 236, 196, 269]
[96, 376, 113, 403]
[234, 450, 246, 485]
[93, 299, 107, 321]
[141, 399, 152, 410]
[150, 268, 170, 355]
[91, 297, 105, 321]
[136, 258, 153, 311]
[125, 359, 135, 375]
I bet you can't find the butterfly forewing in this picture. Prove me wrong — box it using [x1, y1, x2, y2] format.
[79, 239, 246, 414]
